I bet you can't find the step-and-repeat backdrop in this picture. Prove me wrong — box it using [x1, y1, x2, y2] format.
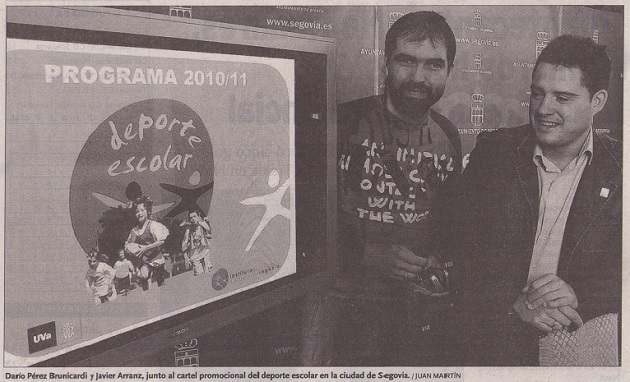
[142, 5, 622, 160]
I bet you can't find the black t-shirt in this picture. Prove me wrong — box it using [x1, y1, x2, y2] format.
[337, 95, 462, 294]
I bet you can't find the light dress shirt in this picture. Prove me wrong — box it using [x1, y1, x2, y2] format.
[527, 129, 593, 284]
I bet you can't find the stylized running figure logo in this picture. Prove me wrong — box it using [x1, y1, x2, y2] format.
[240, 170, 292, 251]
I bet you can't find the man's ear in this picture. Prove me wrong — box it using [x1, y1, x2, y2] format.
[447, 61, 454, 76]
[591, 89, 608, 116]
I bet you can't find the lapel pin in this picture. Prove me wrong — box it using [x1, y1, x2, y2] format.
[600, 187, 610, 198]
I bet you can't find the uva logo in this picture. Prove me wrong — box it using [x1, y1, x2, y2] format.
[33, 332, 52, 343]
[27, 321, 57, 353]
[69, 99, 214, 253]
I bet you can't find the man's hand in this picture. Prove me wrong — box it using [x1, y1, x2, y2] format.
[408, 278, 450, 297]
[363, 243, 447, 297]
[363, 243, 431, 281]
[512, 293, 583, 332]
[523, 274, 578, 310]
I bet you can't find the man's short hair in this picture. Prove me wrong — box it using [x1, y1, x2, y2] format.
[535, 34, 611, 97]
[385, 11, 456, 70]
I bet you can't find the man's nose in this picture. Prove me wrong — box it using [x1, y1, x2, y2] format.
[535, 95, 555, 115]
[411, 65, 426, 83]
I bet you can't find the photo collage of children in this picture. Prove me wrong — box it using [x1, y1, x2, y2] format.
[86, 183, 214, 305]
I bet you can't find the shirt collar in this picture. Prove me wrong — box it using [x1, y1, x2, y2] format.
[533, 128, 594, 169]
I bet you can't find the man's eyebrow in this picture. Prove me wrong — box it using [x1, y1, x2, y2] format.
[393, 53, 417, 62]
[425, 58, 446, 65]
[553, 90, 580, 97]
[529, 86, 579, 97]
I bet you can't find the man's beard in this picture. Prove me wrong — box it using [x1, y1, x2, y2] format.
[386, 77, 444, 120]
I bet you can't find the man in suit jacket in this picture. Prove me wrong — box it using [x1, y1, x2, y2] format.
[435, 34, 621, 365]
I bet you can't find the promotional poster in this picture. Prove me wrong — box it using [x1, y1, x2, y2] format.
[5, 39, 297, 364]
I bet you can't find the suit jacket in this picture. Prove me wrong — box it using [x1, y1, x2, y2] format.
[436, 124, 622, 365]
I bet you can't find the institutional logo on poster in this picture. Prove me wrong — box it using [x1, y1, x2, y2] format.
[536, 31, 550, 58]
[69, 99, 214, 253]
[462, 9, 493, 33]
[170, 6, 192, 18]
[462, 53, 492, 75]
[474, 9, 482, 27]
[175, 338, 200, 367]
[56, 318, 83, 345]
[471, 94, 484, 127]
[28, 321, 58, 353]
[388, 11, 404, 28]
[212, 268, 229, 291]
[62, 322, 75, 340]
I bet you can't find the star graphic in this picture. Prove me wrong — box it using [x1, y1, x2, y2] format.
[92, 192, 175, 214]
[240, 173, 292, 252]
[159, 181, 214, 218]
